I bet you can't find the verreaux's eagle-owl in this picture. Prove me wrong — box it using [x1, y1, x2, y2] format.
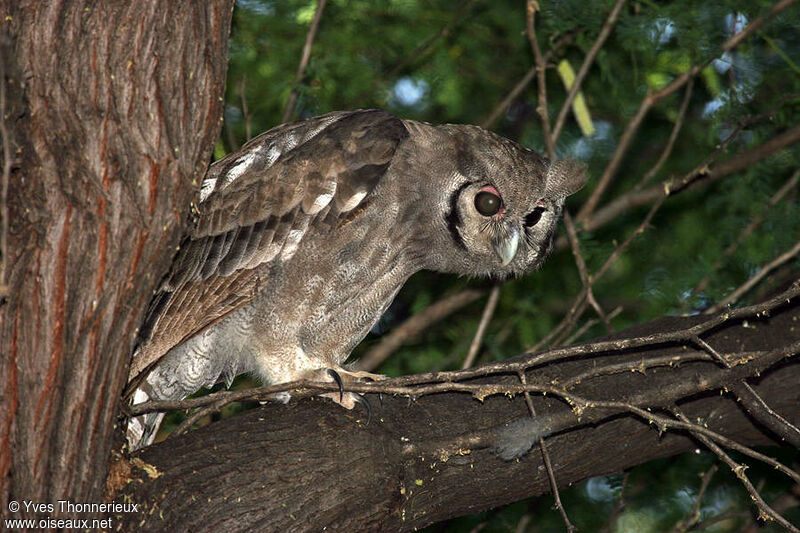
[127, 109, 586, 449]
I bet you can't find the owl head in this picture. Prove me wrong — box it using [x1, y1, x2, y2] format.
[403, 121, 586, 279]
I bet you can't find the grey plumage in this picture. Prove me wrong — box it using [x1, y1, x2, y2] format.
[126, 109, 586, 449]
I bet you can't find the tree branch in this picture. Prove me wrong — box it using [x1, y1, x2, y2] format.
[118, 296, 800, 532]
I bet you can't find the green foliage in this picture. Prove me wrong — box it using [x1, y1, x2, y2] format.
[207, 0, 800, 529]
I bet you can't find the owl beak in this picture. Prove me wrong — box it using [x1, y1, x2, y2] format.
[492, 226, 520, 267]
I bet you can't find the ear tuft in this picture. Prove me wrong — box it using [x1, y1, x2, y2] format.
[546, 159, 587, 197]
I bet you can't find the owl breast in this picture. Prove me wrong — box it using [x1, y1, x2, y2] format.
[245, 202, 422, 384]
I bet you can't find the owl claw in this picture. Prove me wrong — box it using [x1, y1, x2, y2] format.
[353, 394, 371, 425]
[326, 368, 344, 403]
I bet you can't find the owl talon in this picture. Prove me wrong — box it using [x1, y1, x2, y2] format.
[353, 394, 372, 425]
[326, 368, 344, 403]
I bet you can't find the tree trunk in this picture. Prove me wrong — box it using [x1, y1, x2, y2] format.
[118, 298, 800, 532]
[0, 0, 231, 516]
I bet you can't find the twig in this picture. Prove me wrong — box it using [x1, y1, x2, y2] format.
[355, 289, 485, 371]
[386, 0, 479, 79]
[637, 76, 695, 187]
[543, 195, 664, 349]
[564, 211, 614, 332]
[572, 123, 800, 240]
[472, 280, 799, 379]
[525, 0, 555, 158]
[670, 464, 718, 533]
[693, 170, 800, 295]
[170, 396, 232, 438]
[575, 0, 798, 223]
[481, 66, 537, 129]
[531, 289, 589, 351]
[672, 409, 800, 532]
[481, 30, 576, 129]
[519, 372, 576, 533]
[462, 285, 501, 369]
[597, 472, 629, 533]
[694, 330, 800, 448]
[239, 75, 252, 141]
[562, 306, 623, 346]
[561, 350, 712, 388]
[551, 0, 627, 144]
[513, 512, 532, 533]
[606, 405, 800, 486]
[704, 241, 800, 314]
[282, 0, 327, 122]
[692, 509, 751, 531]
[129, 344, 792, 417]
[722, 0, 798, 51]
[576, 87, 657, 223]
[731, 380, 800, 448]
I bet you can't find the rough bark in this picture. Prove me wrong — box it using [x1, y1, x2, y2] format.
[0, 0, 232, 515]
[118, 298, 800, 532]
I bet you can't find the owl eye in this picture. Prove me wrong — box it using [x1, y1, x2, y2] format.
[474, 191, 502, 217]
[525, 206, 546, 227]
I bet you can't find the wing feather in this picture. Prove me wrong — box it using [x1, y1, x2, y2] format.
[130, 110, 409, 381]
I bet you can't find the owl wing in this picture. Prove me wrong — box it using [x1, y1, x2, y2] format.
[129, 109, 410, 382]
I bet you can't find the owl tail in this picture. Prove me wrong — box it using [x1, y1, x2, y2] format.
[126, 339, 245, 450]
[127, 387, 167, 451]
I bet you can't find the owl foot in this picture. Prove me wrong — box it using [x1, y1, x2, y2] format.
[316, 368, 373, 423]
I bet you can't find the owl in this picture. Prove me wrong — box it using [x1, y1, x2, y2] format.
[126, 109, 586, 449]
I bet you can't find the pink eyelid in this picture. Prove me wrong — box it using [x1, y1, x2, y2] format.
[479, 185, 501, 196]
